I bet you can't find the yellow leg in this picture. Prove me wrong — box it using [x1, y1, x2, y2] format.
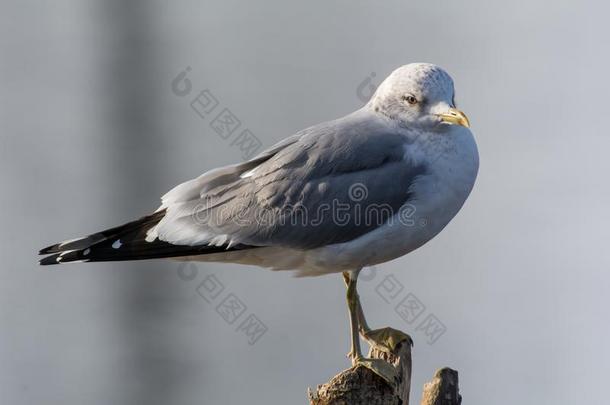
[343, 270, 363, 362]
[342, 270, 411, 385]
[344, 271, 413, 353]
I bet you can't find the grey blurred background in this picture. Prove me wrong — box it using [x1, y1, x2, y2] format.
[2, 1, 609, 404]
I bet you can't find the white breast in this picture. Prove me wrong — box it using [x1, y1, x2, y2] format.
[298, 126, 479, 274]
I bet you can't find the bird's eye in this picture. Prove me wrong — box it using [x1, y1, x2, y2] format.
[402, 95, 418, 105]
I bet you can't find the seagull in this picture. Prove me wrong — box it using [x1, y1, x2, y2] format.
[40, 63, 478, 381]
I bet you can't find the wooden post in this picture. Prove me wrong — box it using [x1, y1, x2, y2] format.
[307, 332, 461, 405]
[308, 328, 412, 405]
[420, 368, 461, 405]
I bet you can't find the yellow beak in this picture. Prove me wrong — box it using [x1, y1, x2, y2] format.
[438, 108, 470, 128]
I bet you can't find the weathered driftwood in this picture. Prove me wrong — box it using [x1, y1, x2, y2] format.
[308, 332, 460, 405]
[308, 327, 411, 405]
[420, 367, 461, 405]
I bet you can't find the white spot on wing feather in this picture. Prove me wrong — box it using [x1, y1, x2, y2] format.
[208, 234, 229, 246]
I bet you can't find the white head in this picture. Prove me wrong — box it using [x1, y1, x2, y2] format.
[369, 63, 470, 131]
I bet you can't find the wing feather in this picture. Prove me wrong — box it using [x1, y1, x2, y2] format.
[152, 110, 428, 249]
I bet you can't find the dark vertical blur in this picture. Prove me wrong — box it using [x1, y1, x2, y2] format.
[101, 2, 177, 403]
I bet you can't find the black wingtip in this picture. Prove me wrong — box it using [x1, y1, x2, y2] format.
[39, 253, 61, 265]
[39, 244, 61, 255]
[37, 210, 255, 265]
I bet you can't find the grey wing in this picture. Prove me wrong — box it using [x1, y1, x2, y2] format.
[148, 113, 428, 249]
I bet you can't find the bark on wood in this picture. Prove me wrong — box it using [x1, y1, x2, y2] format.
[308, 333, 461, 405]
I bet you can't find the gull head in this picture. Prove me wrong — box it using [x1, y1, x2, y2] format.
[368, 63, 470, 131]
